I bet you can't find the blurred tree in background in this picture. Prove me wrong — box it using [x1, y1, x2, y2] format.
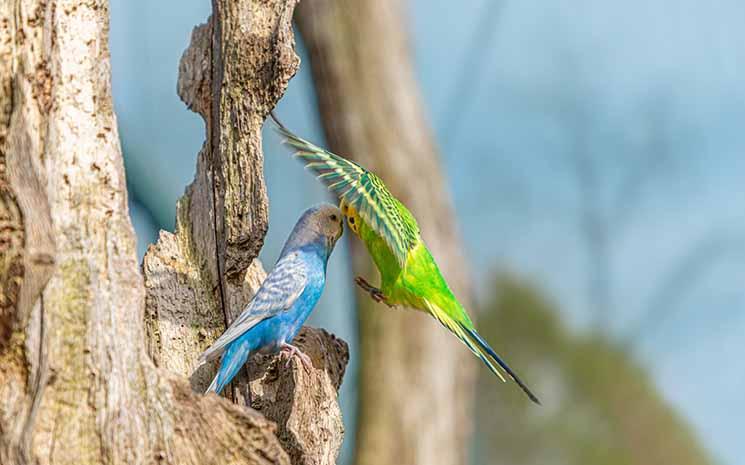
[295, 2, 477, 465]
[474, 275, 714, 465]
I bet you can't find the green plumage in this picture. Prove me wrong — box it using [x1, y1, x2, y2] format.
[272, 114, 539, 404]
[278, 130, 419, 267]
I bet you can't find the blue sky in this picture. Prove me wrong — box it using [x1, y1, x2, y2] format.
[112, 1, 745, 463]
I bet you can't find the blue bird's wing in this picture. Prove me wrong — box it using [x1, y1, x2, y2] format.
[197, 251, 308, 365]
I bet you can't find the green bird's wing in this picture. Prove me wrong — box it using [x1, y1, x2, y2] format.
[271, 115, 419, 266]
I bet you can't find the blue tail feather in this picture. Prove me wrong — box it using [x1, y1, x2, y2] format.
[207, 339, 252, 395]
[464, 326, 541, 405]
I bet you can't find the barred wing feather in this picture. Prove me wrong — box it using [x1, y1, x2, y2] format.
[272, 116, 419, 267]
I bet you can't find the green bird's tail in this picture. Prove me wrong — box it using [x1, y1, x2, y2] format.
[427, 301, 541, 404]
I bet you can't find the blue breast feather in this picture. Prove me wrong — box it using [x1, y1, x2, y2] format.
[210, 247, 326, 393]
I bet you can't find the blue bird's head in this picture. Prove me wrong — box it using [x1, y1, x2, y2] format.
[280, 203, 344, 261]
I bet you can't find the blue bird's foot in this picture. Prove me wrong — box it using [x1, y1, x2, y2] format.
[280, 343, 313, 372]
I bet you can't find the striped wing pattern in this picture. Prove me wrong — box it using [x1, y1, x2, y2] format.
[273, 118, 419, 266]
[197, 251, 308, 365]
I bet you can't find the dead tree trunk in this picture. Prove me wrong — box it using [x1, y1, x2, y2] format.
[295, 3, 477, 465]
[0, 1, 346, 465]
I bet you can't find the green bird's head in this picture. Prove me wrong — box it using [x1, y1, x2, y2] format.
[339, 199, 362, 236]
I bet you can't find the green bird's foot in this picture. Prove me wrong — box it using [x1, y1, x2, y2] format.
[280, 343, 313, 373]
[355, 276, 392, 307]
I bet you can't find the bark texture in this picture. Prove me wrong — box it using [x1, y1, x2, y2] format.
[295, 3, 477, 465]
[249, 327, 349, 465]
[0, 1, 347, 464]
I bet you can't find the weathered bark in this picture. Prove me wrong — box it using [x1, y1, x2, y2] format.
[142, 14, 280, 400]
[0, 1, 347, 465]
[295, 3, 476, 465]
[0, 2, 57, 464]
[142, 1, 349, 463]
[249, 327, 349, 465]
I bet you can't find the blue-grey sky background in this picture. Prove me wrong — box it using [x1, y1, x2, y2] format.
[112, 1, 745, 464]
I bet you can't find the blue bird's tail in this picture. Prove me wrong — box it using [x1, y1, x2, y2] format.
[206, 340, 252, 394]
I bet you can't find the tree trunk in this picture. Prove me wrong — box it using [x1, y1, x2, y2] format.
[294, 3, 477, 465]
[0, 1, 347, 464]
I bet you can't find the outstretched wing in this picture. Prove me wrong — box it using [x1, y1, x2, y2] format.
[197, 251, 308, 365]
[271, 114, 420, 266]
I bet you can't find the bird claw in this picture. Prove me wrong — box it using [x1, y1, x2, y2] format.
[355, 276, 392, 307]
[280, 343, 313, 373]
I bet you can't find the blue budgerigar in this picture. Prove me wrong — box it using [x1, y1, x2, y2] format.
[196, 204, 344, 394]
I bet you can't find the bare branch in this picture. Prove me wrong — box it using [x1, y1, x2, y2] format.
[622, 232, 744, 348]
[438, 0, 505, 151]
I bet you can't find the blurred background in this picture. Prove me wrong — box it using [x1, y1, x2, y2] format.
[111, 1, 744, 464]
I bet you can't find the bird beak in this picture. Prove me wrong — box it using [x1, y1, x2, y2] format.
[329, 227, 342, 249]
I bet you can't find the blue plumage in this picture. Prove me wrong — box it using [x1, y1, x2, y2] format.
[196, 204, 344, 394]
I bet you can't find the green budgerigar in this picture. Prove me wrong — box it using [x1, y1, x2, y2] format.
[270, 114, 539, 404]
